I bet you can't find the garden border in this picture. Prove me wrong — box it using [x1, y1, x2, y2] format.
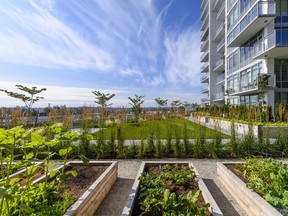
[122, 161, 223, 216]
[217, 162, 282, 216]
[35, 161, 118, 216]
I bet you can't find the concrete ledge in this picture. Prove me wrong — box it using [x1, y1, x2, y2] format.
[122, 161, 223, 216]
[217, 162, 282, 216]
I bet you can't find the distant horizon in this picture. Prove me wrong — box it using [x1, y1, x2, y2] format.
[0, 1, 203, 107]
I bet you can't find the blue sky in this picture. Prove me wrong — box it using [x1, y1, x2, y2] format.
[0, 0, 202, 107]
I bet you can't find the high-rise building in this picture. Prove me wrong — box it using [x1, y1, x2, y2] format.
[200, 0, 288, 113]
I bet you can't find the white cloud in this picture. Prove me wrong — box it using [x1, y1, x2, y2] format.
[0, 1, 114, 70]
[164, 28, 202, 87]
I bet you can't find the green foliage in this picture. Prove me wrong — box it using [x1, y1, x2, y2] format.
[236, 158, 288, 213]
[128, 94, 145, 123]
[138, 164, 209, 215]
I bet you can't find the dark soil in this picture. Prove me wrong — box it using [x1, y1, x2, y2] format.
[225, 164, 248, 184]
[132, 164, 211, 216]
[60, 165, 109, 200]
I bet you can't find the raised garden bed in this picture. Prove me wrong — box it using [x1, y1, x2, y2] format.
[217, 161, 285, 216]
[35, 161, 118, 216]
[0, 161, 44, 186]
[122, 161, 222, 216]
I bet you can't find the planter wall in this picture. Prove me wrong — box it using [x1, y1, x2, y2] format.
[122, 161, 223, 216]
[35, 161, 118, 216]
[217, 162, 282, 216]
[189, 116, 287, 138]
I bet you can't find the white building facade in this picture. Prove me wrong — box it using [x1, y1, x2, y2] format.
[200, 0, 288, 113]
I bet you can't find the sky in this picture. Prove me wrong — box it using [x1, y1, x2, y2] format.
[0, 0, 202, 108]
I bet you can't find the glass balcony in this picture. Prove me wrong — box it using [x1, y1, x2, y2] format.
[227, 1, 276, 47]
[201, 97, 210, 103]
[201, 62, 209, 73]
[213, 0, 223, 12]
[201, 0, 207, 10]
[201, 25, 209, 42]
[216, 38, 225, 53]
[216, 73, 225, 84]
[201, 51, 209, 62]
[201, 38, 209, 52]
[201, 13, 209, 31]
[213, 58, 224, 72]
[201, 87, 209, 94]
[213, 22, 225, 42]
[216, 2, 225, 21]
[253, 30, 288, 59]
[201, 75, 209, 83]
[228, 73, 275, 96]
[213, 92, 225, 101]
[201, 1, 209, 20]
[227, 0, 237, 13]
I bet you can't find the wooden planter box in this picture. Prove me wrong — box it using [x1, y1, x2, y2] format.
[35, 161, 118, 216]
[122, 161, 223, 216]
[217, 162, 282, 216]
[0, 161, 44, 186]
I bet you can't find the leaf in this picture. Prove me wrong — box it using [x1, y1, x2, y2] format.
[59, 147, 72, 156]
[80, 155, 89, 165]
[19, 204, 34, 214]
[57, 173, 66, 182]
[68, 170, 78, 177]
[31, 132, 44, 142]
[163, 189, 170, 203]
[50, 169, 59, 178]
[9, 177, 20, 185]
[23, 152, 34, 160]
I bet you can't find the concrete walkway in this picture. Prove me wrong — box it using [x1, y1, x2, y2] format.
[95, 159, 248, 216]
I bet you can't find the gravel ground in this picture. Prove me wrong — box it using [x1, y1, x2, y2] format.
[94, 159, 248, 216]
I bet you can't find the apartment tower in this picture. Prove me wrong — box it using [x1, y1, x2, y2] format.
[200, 0, 288, 113]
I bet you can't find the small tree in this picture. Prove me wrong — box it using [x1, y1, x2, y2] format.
[170, 99, 181, 116]
[154, 97, 168, 117]
[92, 91, 115, 125]
[0, 85, 47, 125]
[128, 95, 145, 123]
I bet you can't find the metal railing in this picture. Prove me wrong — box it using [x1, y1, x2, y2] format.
[213, 92, 225, 100]
[253, 30, 288, 56]
[213, 58, 224, 70]
[201, 51, 209, 61]
[227, 0, 237, 12]
[216, 73, 225, 84]
[201, 38, 209, 51]
[216, 38, 225, 51]
[201, 87, 209, 93]
[213, 22, 225, 41]
[201, 1, 209, 20]
[201, 75, 209, 82]
[201, 62, 209, 71]
[228, 1, 276, 45]
[216, 2, 225, 20]
[201, 25, 209, 41]
[201, 13, 209, 30]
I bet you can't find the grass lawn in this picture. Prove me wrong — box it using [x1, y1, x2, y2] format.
[94, 117, 228, 139]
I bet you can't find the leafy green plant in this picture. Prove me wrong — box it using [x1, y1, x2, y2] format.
[236, 158, 288, 213]
[137, 164, 209, 215]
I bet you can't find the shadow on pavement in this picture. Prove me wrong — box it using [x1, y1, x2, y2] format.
[203, 178, 240, 216]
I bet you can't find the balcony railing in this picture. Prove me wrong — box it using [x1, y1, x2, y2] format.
[213, 58, 224, 71]
[201, 0, 207, 10]
[216, 38, 225, 52]
[228, 1, 276, 45]
[213, 92, 225, 100]
[216, 2, 225, 20]
[201, 1, 209, 20]
[201, 51, 209, 62]
[201, 13, 209, 31]
[201, 97, 210, 102]
[227, 0, 237, 13]
[228, 0, 257, 31]
[201, 38, 209, 51]
[201, 62, 209, 72]
[253, 30, 288, 56]
[201, 87, 209, 93]
[228, 73, 275, 95]
[216, 73, 225, 84]
[213, 22, 225, 41]
[201, 75, 209, 82]
[201, 25, 209, 41]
